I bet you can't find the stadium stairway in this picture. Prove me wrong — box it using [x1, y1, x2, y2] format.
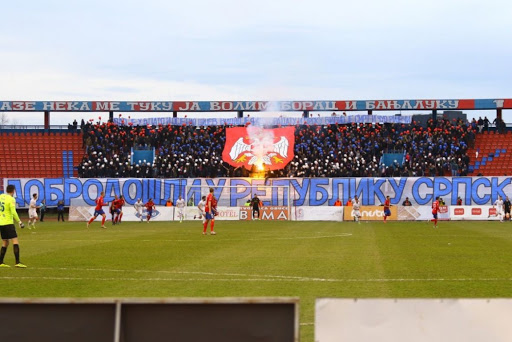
[468, 131, 512, 176]
[380, 152, 406, 167]
[0, 132, 84, 191]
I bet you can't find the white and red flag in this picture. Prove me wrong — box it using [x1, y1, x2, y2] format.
[222, 126, 295, 171]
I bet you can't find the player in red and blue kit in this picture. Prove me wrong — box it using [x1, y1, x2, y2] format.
[432, 196, 440, 228]
[203, 188, 216, 235]
[113, 195, 125, 224]
[87, 191, 107, 229]
[145, 199, 155, 223]
[209, 195, 219, 232]
[383, 196, 391, 223]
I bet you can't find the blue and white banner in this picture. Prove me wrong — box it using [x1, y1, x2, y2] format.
[1, 99, 511, 111]
[112, 115, 412, 127]
[5, 177, 511, 209]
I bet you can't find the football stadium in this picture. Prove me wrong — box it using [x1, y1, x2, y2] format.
[0, 99, 512, 341]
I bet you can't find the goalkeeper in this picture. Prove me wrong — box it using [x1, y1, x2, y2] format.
[0, 185, 27, 268]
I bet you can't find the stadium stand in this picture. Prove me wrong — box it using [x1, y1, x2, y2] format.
[0, 132, 84, 191]
[0, 117, 477, 188]
[77, 118, 473, 179]
[468, 130, 512, 176]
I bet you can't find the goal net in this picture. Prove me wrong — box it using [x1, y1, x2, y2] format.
[184, 185, 292, 221]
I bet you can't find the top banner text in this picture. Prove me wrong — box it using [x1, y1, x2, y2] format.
[0, 99, 511, 112]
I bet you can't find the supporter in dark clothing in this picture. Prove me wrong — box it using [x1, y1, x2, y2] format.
[77, 118, 473, 179]
[483, 116, 490, 132]
[477, 117, 484, 133]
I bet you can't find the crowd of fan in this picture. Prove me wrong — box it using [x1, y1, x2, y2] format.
[78, 122, 232, 178]
[284, 118, 473, 177]
[78, 118, 475, 178]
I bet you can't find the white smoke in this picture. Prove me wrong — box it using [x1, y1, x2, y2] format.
[246, 125, 275, 159]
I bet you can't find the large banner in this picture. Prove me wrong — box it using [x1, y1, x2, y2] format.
[2, 99, 512, 111]
[450, 205, 501, 221]
[222, 127, 295, 171]
[5, 177, 512, 209]
[113, 115, 412, 127]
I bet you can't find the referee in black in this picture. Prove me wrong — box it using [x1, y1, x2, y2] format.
[250, 194, 261, 220]
[504, 196, 511, 221]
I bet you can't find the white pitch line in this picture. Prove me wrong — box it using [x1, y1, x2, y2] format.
[27, 233, 353, 243]
[149, 233, 353, 242]
[33, 266, 339, 281]
[0, 276, 510, 283]
[8, 267, 512, 283]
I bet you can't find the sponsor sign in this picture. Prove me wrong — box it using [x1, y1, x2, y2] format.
[184, 206, 240, 221]
[343, 206, 397, 221]
[450, 205, 500, 220]
[68, 206, 174, 222]
[398, 205, 450, 221]
[292, 206, 343, 221]
[239, 206, 289, 221]
[222, 127, 295, 171]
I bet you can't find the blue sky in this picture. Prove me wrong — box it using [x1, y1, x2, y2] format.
[1, 0, 511, 124]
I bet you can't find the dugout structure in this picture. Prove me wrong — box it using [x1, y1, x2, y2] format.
[0, 297, 298, 342]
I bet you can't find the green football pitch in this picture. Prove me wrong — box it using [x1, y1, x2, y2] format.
[2, 219, 512, 341]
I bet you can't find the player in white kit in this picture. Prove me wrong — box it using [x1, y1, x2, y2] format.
[176, 195, 186, 223]
[134, 198, 144, 222]
[492, 195, 504, 222]
[352, 198, 361, 224]
[194, 196, 206, 221]
[28, 193, 39, 229]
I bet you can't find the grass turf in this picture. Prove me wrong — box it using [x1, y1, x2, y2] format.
[2, 219, 512, 341]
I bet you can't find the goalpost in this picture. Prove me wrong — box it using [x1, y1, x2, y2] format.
[183, 185, 292, 221]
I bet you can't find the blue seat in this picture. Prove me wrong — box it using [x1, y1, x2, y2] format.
[62, 151, 69, 178]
